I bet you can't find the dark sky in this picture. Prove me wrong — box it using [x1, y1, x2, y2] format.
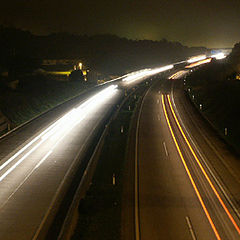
[1, 0, 240, 48]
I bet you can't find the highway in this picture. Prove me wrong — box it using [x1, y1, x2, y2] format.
[0, 54, 234, 239]
[0, 85, 122, 239]
[128, 76, 240, 239]
[0, 64, 175, 239]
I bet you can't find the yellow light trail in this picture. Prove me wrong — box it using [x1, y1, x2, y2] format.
[187, 55, 207, 63]
[167, 95, 240, 236]
[161, 94, 221, 240]
[168, 70, 189, 80]
[185, 58, 211, 68]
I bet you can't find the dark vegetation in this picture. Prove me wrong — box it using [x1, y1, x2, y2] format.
[185, 43, 240, 152]
[0, 25, 206, 76]
[0, 25, 206, 128]
[72, 81, 149, 240]
[0, 76, 94, 127]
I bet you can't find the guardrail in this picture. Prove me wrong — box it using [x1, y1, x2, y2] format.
[57, 81, 152, 240]
[0, 112, 9, 135]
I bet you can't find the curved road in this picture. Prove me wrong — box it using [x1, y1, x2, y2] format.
[129, 78, 240, 239]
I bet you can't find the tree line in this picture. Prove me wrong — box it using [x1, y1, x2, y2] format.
[0, 25, 207, 77]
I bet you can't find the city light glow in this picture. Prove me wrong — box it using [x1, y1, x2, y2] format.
[211, 52, 226, 60]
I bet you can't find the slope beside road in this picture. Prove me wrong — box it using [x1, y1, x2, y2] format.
[122, 77, 240, 240]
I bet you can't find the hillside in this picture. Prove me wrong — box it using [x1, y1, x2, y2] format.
[0, 26, 207, 76]
[185, 43, 240, 152]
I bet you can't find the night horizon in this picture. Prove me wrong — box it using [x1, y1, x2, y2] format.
[1, 1, 240, 239]
[1, 0, 240, 48]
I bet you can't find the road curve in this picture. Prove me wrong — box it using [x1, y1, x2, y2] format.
[133, 79, 240, 239]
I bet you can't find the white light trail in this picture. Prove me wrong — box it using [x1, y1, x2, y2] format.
[185, 58, 211, 68]
[122, 65, 174, 84]
[34, 151, 53, 169]
[0, 85, 118, 181]
[211, 52, 226, 60]
[187, 55, 207, 63]
[0, 140, 45, 182]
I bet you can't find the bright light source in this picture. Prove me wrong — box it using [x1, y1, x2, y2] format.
[211, 52, 226, 60]
[79, 62, 82, 70]
[122, 65, 174, 84]
[0, 85, 118, 182]
[168, 70, 189, 80]
[148, 65, 174, 75]
[185, 58, 211, 68]
[122, 69, 151, 83]
[187, 55, 207, 63]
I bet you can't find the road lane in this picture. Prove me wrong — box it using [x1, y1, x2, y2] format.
[171, 80, 240, 215]
[0, 85, 122, 240]
[136, 81, 215, 239]
[166, 94, 240, 235]
[163, 94, 240, 239]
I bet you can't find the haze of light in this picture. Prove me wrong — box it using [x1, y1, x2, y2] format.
[0, 0, 239, 48]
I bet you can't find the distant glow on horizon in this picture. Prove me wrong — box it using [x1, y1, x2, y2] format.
[211, 52, 226, 60]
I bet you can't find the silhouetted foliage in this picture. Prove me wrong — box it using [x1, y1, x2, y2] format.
[0, 26, 207, 76]
[227, 42, 240, 73]
[185, 47, 240, 152]
[69, 70, 85, 81]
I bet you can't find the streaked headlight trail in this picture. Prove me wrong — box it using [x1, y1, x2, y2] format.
[0, 85, 118, 182]
[162, 94, 221, 240]
[161, 93, 240, 239]
[122, 65, 173, 84]
[187, 55, 207, 63]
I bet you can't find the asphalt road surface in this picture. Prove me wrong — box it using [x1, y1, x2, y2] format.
[131, 78, 240, 240]
[0, 84, 122, 240]
[0, 65, 173, 240]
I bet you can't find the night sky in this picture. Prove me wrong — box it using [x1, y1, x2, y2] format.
[1, 0, 240, 48]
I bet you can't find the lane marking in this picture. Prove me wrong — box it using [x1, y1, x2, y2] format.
[157, 114, 160, 121]
[0, 85, 117, 176]
[0, 120, 59, 172]
[163, 141, 168, 157]
[0, 150, 53, 210]
[0, 130, 71, 210]
[35, 151, 52, 169]
[167, 95, 240, 236]
[170, 88, 240, 220]
[134, 85, 154, 240]
[0, 114, 86, 183]
[186, 216, 197, 240]
[32, 105, 108, 240]
[162, 94, 221, 240]
[0, 140, 44, 182]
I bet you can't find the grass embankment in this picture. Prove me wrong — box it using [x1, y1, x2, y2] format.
[71, 82, 149, 240]
[0, 76, 95, 127]
[185, 61, 240, 152]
